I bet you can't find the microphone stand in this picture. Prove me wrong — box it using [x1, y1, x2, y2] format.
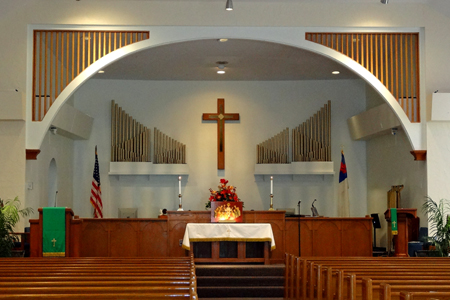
[297, 200, 301, 257]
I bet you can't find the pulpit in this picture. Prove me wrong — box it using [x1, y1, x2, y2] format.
[384, 208, 419, 257]
[29, 208, 82, 257]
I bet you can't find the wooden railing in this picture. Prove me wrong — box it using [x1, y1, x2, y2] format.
[306, 32, 420, 123]
[32, 30, 150, 121]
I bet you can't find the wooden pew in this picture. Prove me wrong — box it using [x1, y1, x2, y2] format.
[0, 256, 198, 300]
[399, 291, 450, 300]
[284, 253, 450, 300]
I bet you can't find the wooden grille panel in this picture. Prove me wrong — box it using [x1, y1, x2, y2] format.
[32, 30, 150, 121]
[306, 32, 420, 122]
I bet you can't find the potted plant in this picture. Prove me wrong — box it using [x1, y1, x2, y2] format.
[0, 197, 34, 257]
[421, 197, 450, 257]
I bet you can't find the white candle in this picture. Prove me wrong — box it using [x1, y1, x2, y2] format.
[178, 176, 182, 194]
[270, 176, 273, 194]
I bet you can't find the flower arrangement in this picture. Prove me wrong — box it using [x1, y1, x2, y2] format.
[205, 179, 240, 209]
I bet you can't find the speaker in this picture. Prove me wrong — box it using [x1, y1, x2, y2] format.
[371, 213, 381, 229]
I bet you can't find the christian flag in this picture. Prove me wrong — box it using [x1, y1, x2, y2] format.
[90, 146, 103, 218]
[338, 151, 350, 217]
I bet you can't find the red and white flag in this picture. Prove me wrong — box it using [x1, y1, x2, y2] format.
[90, 146, 103, 218]
[338, 151, 350, 217]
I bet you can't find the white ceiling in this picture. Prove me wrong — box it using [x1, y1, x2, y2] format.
[93, 39, 359, 81]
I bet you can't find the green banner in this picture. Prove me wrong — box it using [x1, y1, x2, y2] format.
[391, 208, 398, 236]
[43, 207, 66, 257]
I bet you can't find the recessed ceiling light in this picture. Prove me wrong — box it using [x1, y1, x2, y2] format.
[218, 39, 228, 42]
[217, 70, 226, 74]
[332, 71, 340, 75]
[98, 70, 105, 74]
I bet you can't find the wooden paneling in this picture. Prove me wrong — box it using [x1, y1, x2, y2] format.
[140, 221, 168, 257]
[32, 30, 150, 121]
[342, 219, 372, 256]
[80, 221, 109, 257]
[313, 219, 341, 256]
[79, 219, 168, 257]
[285, 217, 372, 257]
[110, 221, 138, 257]
[31, 211, 372, 259]
[306, 32, 420, 123]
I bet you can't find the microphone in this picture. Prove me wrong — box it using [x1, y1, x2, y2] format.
[311, 199, 319, 216]
[54, 191, 58, 207]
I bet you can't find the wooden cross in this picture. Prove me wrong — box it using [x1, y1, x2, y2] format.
[51, 238, 57, 247]
[202, 99, 240, 170]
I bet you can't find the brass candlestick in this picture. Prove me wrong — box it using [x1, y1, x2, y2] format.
[177, 194, 184, 211]
[269, 194, 274, 211]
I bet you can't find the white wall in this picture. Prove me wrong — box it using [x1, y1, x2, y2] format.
[2, 1, 450, 238]
[72, 79, 367, 218]
[0, 121, 27, 230]
[25, 132, 74, 225]
[365, 86, 427, 247]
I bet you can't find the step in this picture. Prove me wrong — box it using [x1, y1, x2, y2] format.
[196, 264, 285, 277]
[197, 286, 284, 298]
[198, 276, 284, 287]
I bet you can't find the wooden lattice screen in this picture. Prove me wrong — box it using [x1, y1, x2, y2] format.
[32, 30, 150, 121]
[306, 32, 420, 123]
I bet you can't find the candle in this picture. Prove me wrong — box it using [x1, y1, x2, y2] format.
[270, 176, 273, 195]
[178, 176, 182, 194]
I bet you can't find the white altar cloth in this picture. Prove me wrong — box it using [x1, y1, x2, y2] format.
[182, 223, 276, 251]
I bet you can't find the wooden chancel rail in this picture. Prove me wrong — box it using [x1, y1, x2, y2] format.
[32, 30, 150, 121]
[111, 100, 151, 162]
[292, 101, 331, 162]
[154, 128, 186, 164]
[256, 128, 290, 164]
[306, 32, 420, 122]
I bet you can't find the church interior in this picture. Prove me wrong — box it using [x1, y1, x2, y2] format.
[2, 0, 450, 298]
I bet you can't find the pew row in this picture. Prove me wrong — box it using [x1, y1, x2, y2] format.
[285, 253, 450, 300]
[0, 256, 198, 300]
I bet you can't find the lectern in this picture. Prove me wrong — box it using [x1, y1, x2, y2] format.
[384, 208, 418, 257]
[29, 208, 81, 257]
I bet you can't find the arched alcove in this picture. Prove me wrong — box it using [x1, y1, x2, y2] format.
[26, 26, 424, 152]
[48, 158, 57, 207]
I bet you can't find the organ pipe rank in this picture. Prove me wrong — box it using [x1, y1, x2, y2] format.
[111, 100, 186, 164]
[256, 100, 331, 164]
[111, 100, 151, 162]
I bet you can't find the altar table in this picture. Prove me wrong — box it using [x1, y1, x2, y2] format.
[182, 223, 275, 264]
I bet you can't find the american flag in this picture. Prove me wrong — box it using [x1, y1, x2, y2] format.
[90, 146, 103, 218]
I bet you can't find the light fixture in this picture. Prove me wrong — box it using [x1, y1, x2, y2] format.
[226, 0, 233, 11]
[218, 38, 228, 42]
[98, 70, 105, 74]
[332, 71, 340, 75]
[216, 61, 228, 74]
[49, 126, 57, 135]
[381, 0, 388, 4]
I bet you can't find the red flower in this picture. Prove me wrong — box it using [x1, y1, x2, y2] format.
[208, 179, 240, 203]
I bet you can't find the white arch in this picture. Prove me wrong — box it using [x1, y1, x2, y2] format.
[26, 26, 424, 151]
